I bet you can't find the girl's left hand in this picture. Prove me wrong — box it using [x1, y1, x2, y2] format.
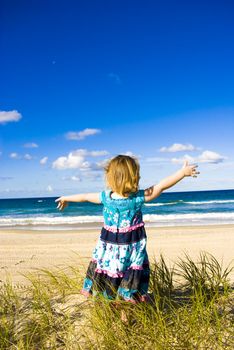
[55, 197, 68, 211]
[182, 160, 200, 177]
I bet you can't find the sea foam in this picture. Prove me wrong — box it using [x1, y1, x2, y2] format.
[1, 212, 234, 228]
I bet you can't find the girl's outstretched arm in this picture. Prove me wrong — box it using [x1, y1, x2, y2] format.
[55, 193, 101, 211]
[144, 160, 200, 202]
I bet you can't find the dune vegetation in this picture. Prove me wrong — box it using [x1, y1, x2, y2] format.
[0, 252, 233, 349]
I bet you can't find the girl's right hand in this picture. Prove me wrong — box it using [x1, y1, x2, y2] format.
[55, 197, 68, 211]
[182, 160, 200, 177]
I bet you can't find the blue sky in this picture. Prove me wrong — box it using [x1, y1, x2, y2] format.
[1, 0, 234, 198]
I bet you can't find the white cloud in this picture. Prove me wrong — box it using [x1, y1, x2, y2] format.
[123, 151, 142, 159]
[197, 150, 227, 164]
[62, 175, 81, 182]
[171, 154, 195, 164]
[0, 110, 22, 124]
[52, 149, 108, 171]
[9, 152, 20, 159]
[171, 150, 227, 164]
[24, 153, 33, 160]
[70, 175, 81, 181]
[96, 158, 109, 169]
[40, 156, 48, 165]
[52, 151, 89, 170]
[124, 151, 134, 157]
[88, 150, 109, 157]
[72, 149, 108, 157]
[65, 128, 101, 140]
[47, 185, 53, 192]
[23, 142, 38, 148]
[10, 153, 34, 160]
[160, 143, 200, 153]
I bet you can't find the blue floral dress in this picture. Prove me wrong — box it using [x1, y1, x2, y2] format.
[81, 189, 150, 303]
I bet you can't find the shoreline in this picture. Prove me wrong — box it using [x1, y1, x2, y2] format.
[1, 222, 234, 232]
[1, 224, 234, 285]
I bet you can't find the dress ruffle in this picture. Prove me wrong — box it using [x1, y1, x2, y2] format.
[81, 225, 150, 302]
[81, 259, 150, 302]
[103, 222, 145, 233]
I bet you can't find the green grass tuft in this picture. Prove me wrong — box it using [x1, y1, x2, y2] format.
[0, 253, 233, 349]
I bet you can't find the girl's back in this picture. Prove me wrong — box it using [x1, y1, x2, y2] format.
[100, 189, 145, 232]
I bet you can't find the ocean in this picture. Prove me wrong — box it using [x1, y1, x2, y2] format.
[0, 189, 234, 230]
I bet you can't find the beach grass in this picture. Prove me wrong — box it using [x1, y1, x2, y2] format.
[0, 252, 233, 349]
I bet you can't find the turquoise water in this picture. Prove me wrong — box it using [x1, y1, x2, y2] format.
[0, 189, 234, 229]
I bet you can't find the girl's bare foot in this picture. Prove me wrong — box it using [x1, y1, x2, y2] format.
[120, 309, 128, 323]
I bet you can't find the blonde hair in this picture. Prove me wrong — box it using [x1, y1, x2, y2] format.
[105, 155, 140, 197]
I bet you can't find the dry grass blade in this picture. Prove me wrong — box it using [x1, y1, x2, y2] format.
[0, 254, 233, 349]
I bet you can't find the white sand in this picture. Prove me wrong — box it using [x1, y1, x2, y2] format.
[1, 224, 234, 285]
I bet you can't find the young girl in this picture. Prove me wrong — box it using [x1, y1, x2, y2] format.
[55, 155, 199, 303]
